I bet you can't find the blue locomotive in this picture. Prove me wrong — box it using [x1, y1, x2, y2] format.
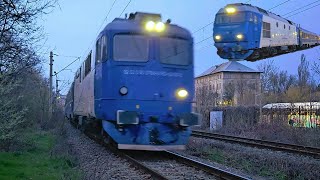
[65, 12, 199, 150]
[213, 3, 320, 61]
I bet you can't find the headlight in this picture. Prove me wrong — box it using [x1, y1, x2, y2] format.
[236, 34, 243, 40]
[119, 86, 128, 95]
[226, 7, 236, 14]
[145, 21, 155, 31]
[155, 22, 165, 32]
[215, 35, 221, 40]
[176, 88, 188, 100]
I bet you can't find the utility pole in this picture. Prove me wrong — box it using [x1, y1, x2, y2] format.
[49, 51, 53, 120]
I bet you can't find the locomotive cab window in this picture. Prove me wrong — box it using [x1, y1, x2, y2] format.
[215, 12, 246, 24]
[159, 38, 190, 66]
[113, 34, 148, 62]
[95, 35, 107, 64]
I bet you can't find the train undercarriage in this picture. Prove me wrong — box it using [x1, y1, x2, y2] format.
[68, 115, 192, 151]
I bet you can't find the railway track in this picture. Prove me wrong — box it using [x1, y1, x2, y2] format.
[125, 150, 250, 180]
[79, 126, 249, 179]
[192, 130, 320, 158]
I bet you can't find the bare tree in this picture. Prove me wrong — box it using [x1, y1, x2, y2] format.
[0, 0, 55, 76]
[298, 54, 310, 90]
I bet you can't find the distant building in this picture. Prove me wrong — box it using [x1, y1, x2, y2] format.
[195, 61, 262, 107]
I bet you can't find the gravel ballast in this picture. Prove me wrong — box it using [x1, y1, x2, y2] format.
[185, 137, 320, 179]
[66, 124, 151, 180]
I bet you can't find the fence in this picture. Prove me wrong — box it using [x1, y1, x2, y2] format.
[196, 103, 320, 129]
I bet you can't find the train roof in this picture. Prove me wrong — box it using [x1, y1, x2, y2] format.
[217, 3, 295, 25]
[99, 12, 192, 39]
[299, 27, 319, 36]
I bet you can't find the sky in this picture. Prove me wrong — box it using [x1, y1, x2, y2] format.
[40, 0, 320, 95]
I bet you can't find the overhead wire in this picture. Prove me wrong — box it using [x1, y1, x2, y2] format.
[119, 0, 132, 17]
[77, 0, 119, 71]
[55, 57, 80, 75]
[268, 0, 292, 11]
[282, 0, 320, 17]
[54, 0, 120, 80]
[284, 2, 320, 18]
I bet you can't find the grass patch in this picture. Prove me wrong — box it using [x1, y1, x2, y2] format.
[205, 149, 225, 164]
[0, 130, 81, 179]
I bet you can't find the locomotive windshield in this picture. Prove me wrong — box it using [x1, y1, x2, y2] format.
[215, 12, 246, 24]
[113, 34, 149, 62]
[159, 38, 190, 66]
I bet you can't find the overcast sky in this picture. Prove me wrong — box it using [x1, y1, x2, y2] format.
[40, 0, 320, 95]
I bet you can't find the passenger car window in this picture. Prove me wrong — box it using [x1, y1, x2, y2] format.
[113, 35, 148, 62]
[85, 52, 91, 76]
[263, 22, 271, 38]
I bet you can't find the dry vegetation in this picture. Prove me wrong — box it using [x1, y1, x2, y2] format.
[186, 135, 320, 180]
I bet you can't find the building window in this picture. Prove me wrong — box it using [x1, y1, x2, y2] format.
[263, 22, 271, 38]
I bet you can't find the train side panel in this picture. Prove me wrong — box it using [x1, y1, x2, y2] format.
[73, 52, 95, 117]
[259, 15, 298, 48]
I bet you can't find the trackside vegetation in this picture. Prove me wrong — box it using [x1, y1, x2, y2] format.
[0, 129, 81, 179]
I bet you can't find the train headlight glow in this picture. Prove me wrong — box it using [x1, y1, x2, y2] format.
[236, 34, 243, 40]
[145, 21, 155, 31]
[176, 88, 188, 99]
[155, 22, 165, 32]
[226, 7, 236, 14]
[215, 35, 221, 40]
[119, 86, 128, 95]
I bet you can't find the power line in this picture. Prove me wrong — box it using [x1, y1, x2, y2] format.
[96, 0, 118, 36]
[192, 22, 214, 34]
[282, 0, 320, 17]
[55, 57, 80, 75]
[285, 3, 320, 18]
[195, 35, 213, 45]
[268, 0, 292, 11]
[119, 0, 132, 17]
[79, 0, 119, 68]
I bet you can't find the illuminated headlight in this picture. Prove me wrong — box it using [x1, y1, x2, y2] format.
[236, 34, 243, 40]
[145, 21, 155, 31]
[119, 86, 128, 95]
[226, 7, 236, 14]
[155, 22, 165, 32]
[215, 35, 221, 40]
[176, 88, 188, 99]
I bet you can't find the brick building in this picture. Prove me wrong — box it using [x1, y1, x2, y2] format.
[195, 61, 262, 107]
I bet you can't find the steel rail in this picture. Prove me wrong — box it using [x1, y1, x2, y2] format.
[72, 123, 249, 179]
[164, 151, 250, 180]
[192, 130, 320, 158]
[83, 130, 168, 180]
